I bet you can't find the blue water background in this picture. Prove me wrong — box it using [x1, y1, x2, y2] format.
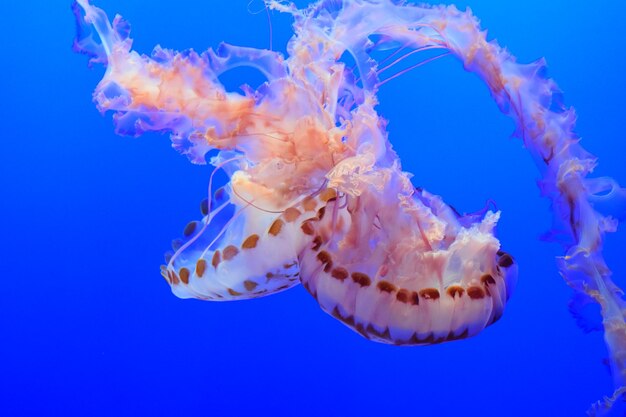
[1, 1, 625, 415]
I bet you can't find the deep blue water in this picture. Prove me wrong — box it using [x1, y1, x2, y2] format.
[1, 1, 625, 416]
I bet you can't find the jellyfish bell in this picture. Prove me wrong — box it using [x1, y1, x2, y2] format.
[163, 200, 304, 301]
[162, 170, 323, 301]
[298, 145, 518, 344]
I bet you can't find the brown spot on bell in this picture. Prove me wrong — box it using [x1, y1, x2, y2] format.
[200, 199, 209, 216]
[223, 245, 239, 260]
[395, 289, 419, 305]
[283, 207, 301, 222]
[183, 221, 197, 237]
[311, 235, 323, 251]
[243, 280, 258, 291]
[480, 274, 496, 286]
[228, 288, 242, 297]
[396, 289, 410, 303]
[301, 220, 315, 236]
[446, 285, 465, 299]
[419, 288, 440, 300]
[377, 280, 397, 293]
[212, 250, 221, 269]
[498, 252, 514, 268]
[242, 234, 259, 249]
[179, 267, 190, 284]
[214, 187, 225, 201]
[331, 267, 349, 281]
[316, 206, 326, 220]
[316, 251, 333, 272]
[268, 219, 284, 236]
[168, 270, 180, 285]
[195, 259, 207, 278]
[351, 272, 371, 287]
[320, 188, 337, 202]
[467, 286, 485, 299]
[302, 196, 317, 211]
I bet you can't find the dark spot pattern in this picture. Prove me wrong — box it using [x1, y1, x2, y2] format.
[301, 221, 315, 235]
[268, 219, 283, 236]
[200, 199, 209, 216]
[351, 272, 371, 287]
[183, 221, 197, 237]
[467, 286, 485, 299]
[179, 267, 190, 284]
[316, 250, 333, 272]
[283, 208, 301, 222]
[446, 285, 464, 299]
[244, 280, 258, 291]
[498, 253, 514, 267]
[196, 259, 207, 277]
[311, 236, 323, 251]
[480, 274, 496, 286]
[212, 250, 221, 268]
[331, 267, 349, 281]
[377, 281, 397, 293]
[242, 234, 259, 249]
[419, 288, 440, 300]
[223, 245, 239, 260]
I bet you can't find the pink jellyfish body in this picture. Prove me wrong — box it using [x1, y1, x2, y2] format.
[74, 0, 626, 413]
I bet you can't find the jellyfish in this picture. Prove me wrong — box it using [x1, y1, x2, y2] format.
[73, 0, 626, 413]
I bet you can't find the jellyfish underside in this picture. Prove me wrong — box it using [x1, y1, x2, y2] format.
[74, 0, 626, 413]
